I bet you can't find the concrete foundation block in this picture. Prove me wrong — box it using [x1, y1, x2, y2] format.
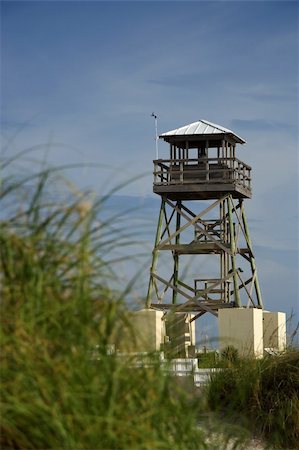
[129, 309, 165, 352]
[218, 308, 263, 358]
[263, 311, 286, 351]
[165, 313, 195, 357]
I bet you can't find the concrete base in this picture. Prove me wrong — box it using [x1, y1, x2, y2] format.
[165, 313, 196, 357]
[263, 311, 286, 351]
[128, 309, 165, 353]
[218, 308, 264, 358]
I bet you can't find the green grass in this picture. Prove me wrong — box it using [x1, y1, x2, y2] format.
[1, 158, 298, 449]
[207, 350, 299, 448]
[0, 161, 215, 449]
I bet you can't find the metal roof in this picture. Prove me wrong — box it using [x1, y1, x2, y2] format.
[160, 119, 246, 144]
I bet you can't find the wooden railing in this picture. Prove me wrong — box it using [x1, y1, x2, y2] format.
[153, 157, 251, 191]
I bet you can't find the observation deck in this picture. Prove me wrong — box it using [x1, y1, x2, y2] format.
[153, 119, 252, 200]
[153, 156, 251, 200]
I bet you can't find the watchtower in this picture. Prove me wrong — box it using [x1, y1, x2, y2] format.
[146, 119, 263, 342]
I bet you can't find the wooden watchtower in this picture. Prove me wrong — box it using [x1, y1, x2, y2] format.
[146, 119, 263, 325]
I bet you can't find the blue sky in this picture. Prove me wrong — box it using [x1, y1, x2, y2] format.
[1, 1, 298, 339]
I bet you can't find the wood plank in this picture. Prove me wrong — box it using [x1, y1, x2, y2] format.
[150, 303, 234, 312]
[165, 198, 233, 255]
[177, 279, 196, 293]
[152, 186, 251, 201]
[151, 273, 218, 316]
[190, 312, 206, 321]
[237, 271, 256, 307]
[156, 196, 228, 249]
[159, 243, 229, 254]
[166, 199, 231, 254]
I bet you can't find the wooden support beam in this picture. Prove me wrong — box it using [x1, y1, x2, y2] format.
[151, 272, 218, 316]
[146, 198, 166, 307]
[156, 198, 225, 248]
[178, 279, 196, 293]
[159, 243, 229, 254]
[173, 201, 181, 304]
[241, 202, 264, 309]
[230, 276, 253, 295]
[228, 196, 241, 307]
[160, 207, 175, 241]
[190, 311, 206, 322]
[236, 272, 256, 307]
[161, 197, 233, 255]
[194, 271, 237, 301]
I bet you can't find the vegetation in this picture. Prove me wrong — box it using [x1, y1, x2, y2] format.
[1, 157, 298, 449]
[0, 160, 215, 449]
[207, 349, 299, 448]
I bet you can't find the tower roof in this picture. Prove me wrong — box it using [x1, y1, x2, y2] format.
[160, 119, 246, 144]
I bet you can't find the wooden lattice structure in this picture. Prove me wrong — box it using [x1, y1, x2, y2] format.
[146, 120, 263, 322]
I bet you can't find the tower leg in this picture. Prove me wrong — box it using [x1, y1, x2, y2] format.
[172, 201, 181, 304]
[240, 202, 264, 309]
[146, 197, 165, 308]
[220, 199, 229, 303]
[227, 196, 241, 307]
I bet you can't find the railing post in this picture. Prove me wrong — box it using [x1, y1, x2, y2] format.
[205, 140, 209, 181]
[180, 161, 183, 183]
[231, 158, 235, 180]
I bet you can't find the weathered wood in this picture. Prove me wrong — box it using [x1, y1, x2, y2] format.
[159, 243, 229, 254]
[178, 279, 196, 293]
[153, 183, 252, 201]
[228, 196, 241, 307]
[241, 203, 264, 308]
[156, 196, 228, 249]
[148, 144, 263, 324]
[173, 201, 181, 304]
[164, 198, 233, 255]
[160, 207, 175, 241]
[190, 311, 206, 322]
[146, 199, 165, 307]
[150, 302, 234, 313]
[193, 271, 237, 301]
[151, 272, 218, 316]
[236, 271, 256, 307]
[153, 156, 252, 201]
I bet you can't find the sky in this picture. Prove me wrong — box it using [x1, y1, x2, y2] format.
[1, 1, 298, 341]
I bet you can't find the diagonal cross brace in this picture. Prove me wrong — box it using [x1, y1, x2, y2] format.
[156, 196, 232, 255]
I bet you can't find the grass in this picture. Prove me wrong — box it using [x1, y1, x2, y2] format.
[0, 160, 216, 449]
[207, 349, 299, 448]
[1, 157, 298, 449]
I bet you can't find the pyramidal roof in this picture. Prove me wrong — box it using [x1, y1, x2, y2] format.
[160, 119, 246, 144]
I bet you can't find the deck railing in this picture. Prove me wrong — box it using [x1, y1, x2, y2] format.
[153, 157, 251, 191]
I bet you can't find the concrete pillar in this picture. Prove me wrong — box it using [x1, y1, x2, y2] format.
[218, 308, 264, 358]
[263, 311, 286, 351]
[128, 309, 165, 352]
[165, 313, 196, 357]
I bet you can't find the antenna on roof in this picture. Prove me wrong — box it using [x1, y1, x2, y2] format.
[151, 112, 159, 159]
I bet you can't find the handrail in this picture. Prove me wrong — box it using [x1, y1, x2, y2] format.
[153, 157, 251, 171]
[153, 157, 252, 191]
